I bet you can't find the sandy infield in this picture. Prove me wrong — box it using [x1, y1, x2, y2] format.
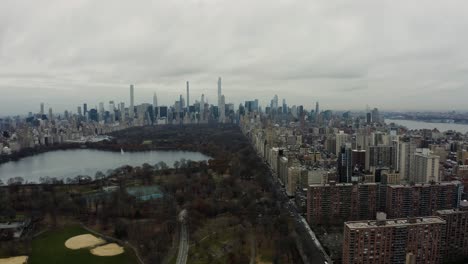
[0, 256, 28, 264]
[90, 243, 124, 256]
[65, 234, 105, 250]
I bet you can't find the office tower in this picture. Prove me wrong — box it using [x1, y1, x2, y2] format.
[366, 112, 372, 124]
[77, 106, 82, 116]
[88, 109, 98, 122]
[315, 101, 319, 116]
[153, 93, 158, 107]
[342, 215, 445, 264]
[119, 102, 125, 112]
[83, 103, 87, 115]
[109, 101, 115, 112]
[282, 98, 287, 114]
[159, 106, 168, 118]
[411, 148, 440, 183]
[186, 81, 190, 109]
[371, 107, 381, 123]
[307, 182, 378, 225]
[48, 108, 53, 121]
[40, 103, 44, 115]
[130, 84, 134, 119]
[217, 77, 222, 107]
[98, 102, 105, 120]
[436, 201, 468, 262]
[386, 181, 462, 218]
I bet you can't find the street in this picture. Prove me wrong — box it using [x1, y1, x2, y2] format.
[264, 160, 332, 264]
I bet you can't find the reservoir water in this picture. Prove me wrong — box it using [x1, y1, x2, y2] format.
[388, 119, 468, 134]
[0, 149, 211, 183]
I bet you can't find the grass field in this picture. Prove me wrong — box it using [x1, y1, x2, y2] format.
[29, 226, 138, 264]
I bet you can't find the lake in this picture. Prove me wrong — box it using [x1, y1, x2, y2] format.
[0, 149, 211, 183]
[388, 119, 468, 134]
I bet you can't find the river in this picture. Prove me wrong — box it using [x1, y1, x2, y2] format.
[388, 119, 468, 134]
[0, 149, 211, 183]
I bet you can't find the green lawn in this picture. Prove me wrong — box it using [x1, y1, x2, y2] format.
[29, 226, 138, 264]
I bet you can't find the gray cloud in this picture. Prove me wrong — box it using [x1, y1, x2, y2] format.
[1, 0, 468, 115]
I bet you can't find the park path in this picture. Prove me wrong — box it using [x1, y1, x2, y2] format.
[176, 210, 189, 264]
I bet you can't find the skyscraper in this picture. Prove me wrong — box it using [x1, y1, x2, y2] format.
[83, 103, 87, 116]
[219, 95, 226, 123]
[315, 101, 320, 123]
[48, 108, 53, 121]
[336, 131, 349, 155]
[109, 101, 115, 112]
[152, 92, 158, 107]
[77, 106, 82, 116]
[98, 102, 105, 115]
[179, 94, 183, 113]
[201, 94, 205, 121]
[40, 103, 44, 115]
[186, 81, 190, 109]
[130, 84, 134, 119]
[217, 77, 222, 108]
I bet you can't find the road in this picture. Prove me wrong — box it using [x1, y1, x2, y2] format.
[176, 210, 189, 264]
[263, 159, 332, 264]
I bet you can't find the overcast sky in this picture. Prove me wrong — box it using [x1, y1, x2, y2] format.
[1, 0, 468, 115]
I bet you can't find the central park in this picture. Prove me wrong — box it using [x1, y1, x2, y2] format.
[0, 124, 300, 264]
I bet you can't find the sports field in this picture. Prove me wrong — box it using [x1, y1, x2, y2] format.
[29, 226, 138, 264]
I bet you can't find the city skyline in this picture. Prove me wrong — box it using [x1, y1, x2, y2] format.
[2, 1, 468, 114]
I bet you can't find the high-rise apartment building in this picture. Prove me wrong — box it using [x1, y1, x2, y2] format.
[336, 131, 349, 155]
[386, 181, 462, 218]
[436, 201, 468, 262]
[338, 144, 353, 183]
[411, 148, 440, 183]
[399, 142, 417, 182]
[343, 216, 445, 264]
[365, 145, 396, 172]
[307, 182, 378, 225]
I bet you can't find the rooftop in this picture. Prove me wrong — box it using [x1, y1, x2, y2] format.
[387, 180, 461, 188]
[345, 217, 445, 229]
[309, 182, 378, 188]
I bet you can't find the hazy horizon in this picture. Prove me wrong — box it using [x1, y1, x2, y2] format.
[2, 1, 468, 115]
